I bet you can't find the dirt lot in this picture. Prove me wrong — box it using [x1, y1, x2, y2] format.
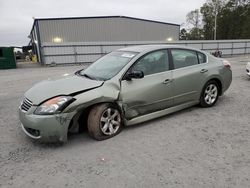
[0, 56, 250, 188]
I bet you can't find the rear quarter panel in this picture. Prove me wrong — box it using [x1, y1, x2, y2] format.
[205, 55, 232, 94]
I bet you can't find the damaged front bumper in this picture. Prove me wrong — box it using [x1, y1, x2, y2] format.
[19, 107, 76, 143]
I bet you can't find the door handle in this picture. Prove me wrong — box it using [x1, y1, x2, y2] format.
[200, 69, 208, 73]
[163, 79, 173, 84]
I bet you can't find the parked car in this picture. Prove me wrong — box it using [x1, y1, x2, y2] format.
[246, 62, 250, 77]
[19, 45, 232, 142]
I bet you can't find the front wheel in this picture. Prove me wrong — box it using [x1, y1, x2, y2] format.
[88, 103, 122, 140]
[200, 81, 219, 107]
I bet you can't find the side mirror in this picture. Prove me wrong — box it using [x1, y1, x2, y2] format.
[125, 70, 144, 80]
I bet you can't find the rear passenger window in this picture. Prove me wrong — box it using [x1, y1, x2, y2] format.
[171, 49, 199, 69]
[198, 52, 207, 63]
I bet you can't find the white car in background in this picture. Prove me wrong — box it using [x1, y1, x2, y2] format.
[246, 62, 250, 77]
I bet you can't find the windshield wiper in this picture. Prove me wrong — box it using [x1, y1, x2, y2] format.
[77, 71, 105, 81]
[81, 73, 95, 80]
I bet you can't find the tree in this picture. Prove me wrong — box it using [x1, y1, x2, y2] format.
[200, 0, 225, 40]
[179, 28, 188, 40]
[186, 9, 202, 29]
[241, 4, 250, 38]
[183, 0, 250, 40]
[200, 0, 250, 39]
[189, 28, 204, 40]
[185, 9, 203, 40]
[217, 0, 250, 39]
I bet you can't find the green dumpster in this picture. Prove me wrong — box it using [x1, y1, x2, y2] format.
[0, 47, 16, 69]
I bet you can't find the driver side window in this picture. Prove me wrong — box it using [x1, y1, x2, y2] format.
[132, 50, 169, 76]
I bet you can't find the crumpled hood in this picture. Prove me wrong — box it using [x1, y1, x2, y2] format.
[25, 75, 103, 105]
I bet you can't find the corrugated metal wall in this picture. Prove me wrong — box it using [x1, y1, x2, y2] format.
[38, 17, 180, 43]
[32, 17, 250, 64]
[30, 23, 41, 62]
[41, 40, 250, 65]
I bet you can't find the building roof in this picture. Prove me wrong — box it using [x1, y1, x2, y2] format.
[35, 16, 179, 26]
[29, 15, 180, 35]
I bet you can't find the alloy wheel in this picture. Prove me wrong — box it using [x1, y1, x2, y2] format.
[204, 84, 218, 105]
[100, 108, 121, 135]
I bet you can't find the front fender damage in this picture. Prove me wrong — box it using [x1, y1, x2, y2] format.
[69, 82, 121, 112]
[62, 81, 124, 136]
[53, 112, 76, 142]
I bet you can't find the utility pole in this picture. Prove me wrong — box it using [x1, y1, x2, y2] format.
[214, 0, 218, 40]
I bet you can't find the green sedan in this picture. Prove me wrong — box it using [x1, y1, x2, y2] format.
[19, 45, 232, 142]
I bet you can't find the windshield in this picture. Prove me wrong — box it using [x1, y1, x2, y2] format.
[79, 51, 138, 80]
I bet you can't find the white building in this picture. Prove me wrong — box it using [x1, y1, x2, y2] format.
[29, 16, 180, 64]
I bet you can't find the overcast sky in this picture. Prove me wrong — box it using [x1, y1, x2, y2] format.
[0, 0, 205, 46]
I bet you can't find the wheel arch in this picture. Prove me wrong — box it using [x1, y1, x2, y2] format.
[70, 101, 124, 133]
[207, 78, 223, 96]
[202, 75, 223, 96]
[199, 78, 221, 107]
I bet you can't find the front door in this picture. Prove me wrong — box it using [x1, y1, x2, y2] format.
[119, 49, 174, 120]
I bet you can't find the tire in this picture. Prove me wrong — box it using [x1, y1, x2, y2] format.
[88, 103, 123, 140]
[200, 80, 219, 107]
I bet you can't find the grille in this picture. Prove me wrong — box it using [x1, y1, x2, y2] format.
[21, 98, 33, 112]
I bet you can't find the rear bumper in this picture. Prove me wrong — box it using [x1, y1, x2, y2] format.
[222, 69, 232, 94]
[19, 108, 76, 143]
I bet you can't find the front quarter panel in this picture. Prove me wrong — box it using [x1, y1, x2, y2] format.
[64, 80, 121, 113]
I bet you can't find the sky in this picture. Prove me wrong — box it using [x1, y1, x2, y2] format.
[0, 0, 205, 47]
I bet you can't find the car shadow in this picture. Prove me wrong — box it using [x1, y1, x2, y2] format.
[30, 101, 228, 148]
[243, 76, 250, 81]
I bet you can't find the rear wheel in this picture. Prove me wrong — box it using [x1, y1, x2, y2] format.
[200, 80, 219, 107]
[88, 103, 122, 140]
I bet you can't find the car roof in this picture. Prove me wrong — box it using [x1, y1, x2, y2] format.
[117, 45, 202, 53]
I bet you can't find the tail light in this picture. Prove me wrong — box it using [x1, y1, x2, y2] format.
[223, 59, 231, 69]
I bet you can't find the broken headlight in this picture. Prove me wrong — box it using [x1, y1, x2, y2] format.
[34, 96, 75, 115]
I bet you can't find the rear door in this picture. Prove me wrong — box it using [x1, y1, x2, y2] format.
[170, 49, 208, 105]
[119, 49, 174, 120]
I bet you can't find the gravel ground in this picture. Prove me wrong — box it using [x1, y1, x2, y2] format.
[0, 56, 250, 188]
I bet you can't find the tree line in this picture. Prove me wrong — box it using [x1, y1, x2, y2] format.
[180, 0, 250, 40]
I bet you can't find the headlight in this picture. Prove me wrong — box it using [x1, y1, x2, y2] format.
[34, 96, 75, 115]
